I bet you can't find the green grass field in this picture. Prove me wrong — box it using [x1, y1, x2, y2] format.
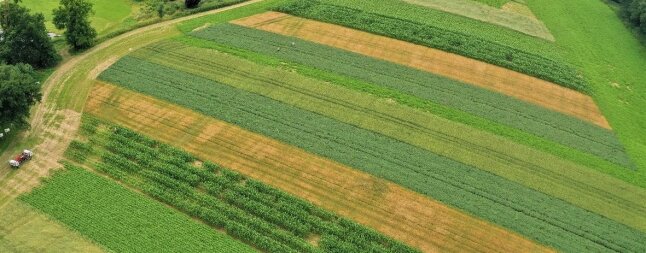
[20, 0, 134, 35]
[526, 0, 646, 178]
[21, 165, 256, 253]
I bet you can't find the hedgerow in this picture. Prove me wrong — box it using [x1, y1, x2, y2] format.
[189, 26, 633, 168]
[98, 58, 646, 252]
[274, 0, 590, 93]
[69, 120, 420, 253]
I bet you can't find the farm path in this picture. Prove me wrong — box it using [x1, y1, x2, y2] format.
[0, 0, 265, 207]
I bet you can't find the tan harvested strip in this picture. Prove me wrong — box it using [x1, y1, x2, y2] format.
[231, 12, 611, 129]
[85, 81, 553, 253]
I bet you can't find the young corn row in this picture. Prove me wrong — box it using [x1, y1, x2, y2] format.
[69, 120, 419, 253]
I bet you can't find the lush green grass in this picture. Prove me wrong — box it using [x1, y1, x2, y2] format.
[275, 0, 587, 92]
[20, 0, 133, 35]
[131, 42, 646, 233]
[98, 56, 646, 252]
[20, 165, 255, 253]
[525, 0, 646, 185]
[66, 118, 419, 253]
[189, 24, 633, 170]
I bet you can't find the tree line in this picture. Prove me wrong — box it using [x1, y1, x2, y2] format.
[611, 0, 646, 36]
[1, 0, 96, 130]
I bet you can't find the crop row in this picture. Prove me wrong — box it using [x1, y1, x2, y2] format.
[98, 56, 646, 252]
[21, 165, 255, 253]
[274, 0, 589, 92]
[129, 45, 646, 234]
[72, 120, 419, 253]
[190, 25, 632, 168]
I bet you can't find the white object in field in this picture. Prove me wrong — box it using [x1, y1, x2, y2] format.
[9, 160, 19, 167]
[4, 128, 9, 133]
[23, 150, 33, 157]
[0, 133, 3, 138]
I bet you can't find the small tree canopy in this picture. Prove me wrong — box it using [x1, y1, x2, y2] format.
[626, 0, 646, 34]
[185, 0, 201, 9]
[53, 0, 97, 50]
[0, 0, 60, 68]
[0, 64, 41, 127]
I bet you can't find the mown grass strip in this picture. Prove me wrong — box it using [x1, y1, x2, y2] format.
[190, 24, 633, 169]
[20, 165, 256, 253]
[66, 118, 420, 253]
[130, 43, 646, 232]
[274, 0, 588, 92]
[98, 57, 646, 252]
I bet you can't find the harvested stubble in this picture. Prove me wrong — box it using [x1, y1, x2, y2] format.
[97, 58, 646, 252]
[84, 81, 553, 253]
[232, 12, 609, 129]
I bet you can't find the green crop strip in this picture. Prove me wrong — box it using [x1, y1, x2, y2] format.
[130, 42, 646, 233]
[63, 118, 420, 253]
[190, 24, 633, 169]
[20, 165, 255, 253]
[98, 56, 646, 252]
[274, 0, 588, 93]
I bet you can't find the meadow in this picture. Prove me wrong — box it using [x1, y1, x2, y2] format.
[21, 0, 134, 35]
[98, 53, 646, 252]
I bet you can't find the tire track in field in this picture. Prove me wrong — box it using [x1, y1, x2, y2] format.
[85, 82, 554, 253]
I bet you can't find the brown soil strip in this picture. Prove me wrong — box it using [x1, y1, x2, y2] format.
[231, 12, 611, 129]
[84, 81, 553, 253]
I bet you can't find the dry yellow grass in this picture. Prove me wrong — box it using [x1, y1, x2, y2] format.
[84, 81, 554, 253]
[231, 12, 611, 129]
[402, 0, 554, 40]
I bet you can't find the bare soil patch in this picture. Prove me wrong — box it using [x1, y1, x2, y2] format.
[85, 82, 554, 253]
[232, 12, 611, 129]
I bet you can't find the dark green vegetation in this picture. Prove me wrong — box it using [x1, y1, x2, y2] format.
[54, 0, 98, 50]
[21, 165, 255, 253]
[190, 24, 632, 170]
[0, 64, 42, 127]
[0, 0, 59, 68]
[615, 0, 646, 34]
[98, 56, 646, 252]
[65, 118, 420, 253]
[275, 0, 588, 92]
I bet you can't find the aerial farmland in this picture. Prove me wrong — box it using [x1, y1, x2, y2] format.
[1, 0, 645, 252]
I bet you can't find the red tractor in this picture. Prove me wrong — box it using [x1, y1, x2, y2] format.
[9, 150, 33, 168]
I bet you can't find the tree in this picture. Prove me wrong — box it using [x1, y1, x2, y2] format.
[0, 64, 41, 127]
[0, 0, 60, 68]
[626, 0, 646, 34]
[53, 0, 97, 50]
[185, 0, 201, 9]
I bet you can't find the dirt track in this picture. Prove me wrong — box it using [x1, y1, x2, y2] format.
[232, 12, 611, 129]
[85, 82, 554, 253]
[0, 0, 265, 207]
